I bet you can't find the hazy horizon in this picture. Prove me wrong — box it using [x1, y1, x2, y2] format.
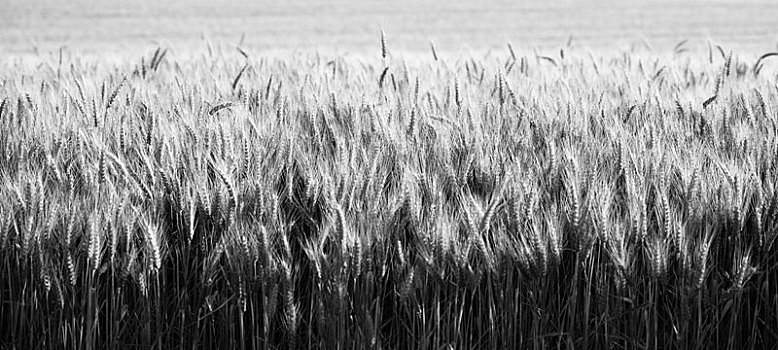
[3, 0, 777, 56]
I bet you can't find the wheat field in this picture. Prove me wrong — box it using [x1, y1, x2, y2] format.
[1, 40, 778, 349]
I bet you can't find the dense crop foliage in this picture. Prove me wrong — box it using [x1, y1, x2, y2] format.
[2, 46, 778, 349]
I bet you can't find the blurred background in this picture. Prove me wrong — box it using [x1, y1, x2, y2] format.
[2, 0, 777, 56]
